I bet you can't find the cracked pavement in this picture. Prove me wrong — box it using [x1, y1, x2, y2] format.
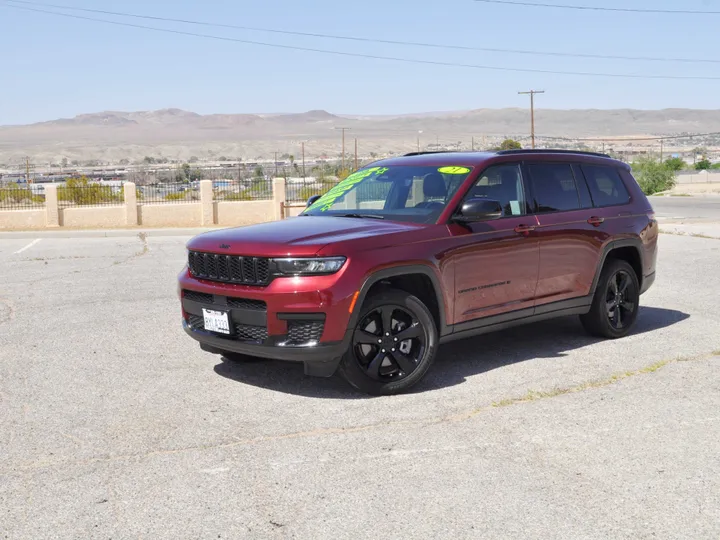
[0, 232, 719, 539]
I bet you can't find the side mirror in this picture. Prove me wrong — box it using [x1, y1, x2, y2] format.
[306, 195, 321, 207]
[454, 198, 503, 222]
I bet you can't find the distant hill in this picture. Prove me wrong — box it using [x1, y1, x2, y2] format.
[2, 107, 720, 164]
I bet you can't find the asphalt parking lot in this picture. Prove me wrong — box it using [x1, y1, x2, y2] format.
[652, 195, 720, 223]
[1, 230, 719, 539]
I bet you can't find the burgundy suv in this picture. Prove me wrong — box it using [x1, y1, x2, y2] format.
[179, 150, 658, 394]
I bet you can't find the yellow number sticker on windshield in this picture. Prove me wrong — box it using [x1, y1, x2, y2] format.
[438, 166, 471, 175]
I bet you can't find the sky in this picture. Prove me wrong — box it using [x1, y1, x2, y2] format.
[1, 0, 719, 125]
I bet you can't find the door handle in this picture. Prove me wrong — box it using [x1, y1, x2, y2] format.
[587, 216, 605, 227]
[514, 224, 536, 236]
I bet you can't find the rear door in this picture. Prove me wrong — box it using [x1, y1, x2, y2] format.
[527, 161, 609, 309]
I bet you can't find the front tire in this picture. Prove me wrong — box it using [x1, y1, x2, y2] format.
[339, 289, 438, 395]
[580, 259, 640, 339]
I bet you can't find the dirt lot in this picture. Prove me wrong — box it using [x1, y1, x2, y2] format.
[1, 230, 719, 539]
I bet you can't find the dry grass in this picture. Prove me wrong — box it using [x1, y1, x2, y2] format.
[491, 358, 684, 408]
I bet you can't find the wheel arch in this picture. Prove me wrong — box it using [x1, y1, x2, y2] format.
[590, 239, 644, 296]
[348, 265, 449, 336]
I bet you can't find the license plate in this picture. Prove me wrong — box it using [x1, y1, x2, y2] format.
[202, 309, 230, 334]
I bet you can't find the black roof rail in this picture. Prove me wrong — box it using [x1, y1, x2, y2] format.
[496, 149, 611, 158]
[403, 150, 459, 157]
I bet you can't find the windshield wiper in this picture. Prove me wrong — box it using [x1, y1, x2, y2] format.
[335, 213, 385, 220]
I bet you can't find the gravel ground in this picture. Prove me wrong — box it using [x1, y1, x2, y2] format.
[0, 232, 719, 539]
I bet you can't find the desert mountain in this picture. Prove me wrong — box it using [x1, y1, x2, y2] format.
[2, 108, 719, 164]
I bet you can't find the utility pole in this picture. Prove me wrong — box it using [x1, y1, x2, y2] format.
[301, 142, 306, 178]
[417, 130, 423, 152]
[274, 151, 278, 177]
[25, 156, 35, 184]
[335, 127, 351, 172]
[471, 136, 475, 151]
[660, 139, 664, 162]
[518, 90, 545, 149]
[354, 138, 358, 170]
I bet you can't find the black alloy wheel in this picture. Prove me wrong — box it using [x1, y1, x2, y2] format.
[580, 259, 640, 339]
[605, 269, 637, 331]
[353, 304, 426, 382]
[339, 289, 438, 395]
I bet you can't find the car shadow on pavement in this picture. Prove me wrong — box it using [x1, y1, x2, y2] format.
[213, 306, 689, 398]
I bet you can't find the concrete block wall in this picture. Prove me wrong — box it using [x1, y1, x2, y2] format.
[675, 171, 720, 184]
[60, 206, 126, 228]
[672, 171, 720, 194]
[0, 209, 46, 230]
[217, 200, 277, 226]
[0, 178, 291, 230]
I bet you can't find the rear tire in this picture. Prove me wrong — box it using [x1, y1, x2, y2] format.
[339, 289, 438, 395]
[580, 259, 640, 339]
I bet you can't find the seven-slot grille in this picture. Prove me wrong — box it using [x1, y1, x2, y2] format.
[188, 251, 270, 285]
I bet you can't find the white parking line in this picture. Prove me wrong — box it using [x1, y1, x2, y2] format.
[14, 238, 41, 254]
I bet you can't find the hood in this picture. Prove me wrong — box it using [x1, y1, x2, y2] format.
[187, 216, 427, 257]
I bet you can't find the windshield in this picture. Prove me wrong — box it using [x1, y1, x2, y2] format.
[301, 165, 473, 223]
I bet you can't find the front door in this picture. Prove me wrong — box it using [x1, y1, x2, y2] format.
[447, 163, 540, 326]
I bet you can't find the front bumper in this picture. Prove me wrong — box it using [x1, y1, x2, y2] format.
[640, 271, 656, 295]
[183, 321, 349, 376]
[178, 266, 360, 376]
[178, 267, 357, 342]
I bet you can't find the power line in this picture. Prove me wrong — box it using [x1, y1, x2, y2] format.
[474, 0, 720, 15]
[4, 3, 720, 82]
[4, 0, 719, 64]
[538, 132, 720, 142]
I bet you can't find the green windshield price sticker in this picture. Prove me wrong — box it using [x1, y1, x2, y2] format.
[438, 166, 471, 175]
[309, 167, 389, 212]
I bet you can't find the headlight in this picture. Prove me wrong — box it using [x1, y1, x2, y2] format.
[272, 257, 346, 276]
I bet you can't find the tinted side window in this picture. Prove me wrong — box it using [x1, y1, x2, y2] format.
[572, 164, 594, 209]
[465, 164, 528, 217]
[527, 163, 580, 213]
[582, 165, 631, 207]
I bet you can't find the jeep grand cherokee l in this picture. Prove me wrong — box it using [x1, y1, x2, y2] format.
[179, 149, 658, 395]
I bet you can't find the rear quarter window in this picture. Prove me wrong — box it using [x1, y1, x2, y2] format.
[581, 165, 631, 207]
